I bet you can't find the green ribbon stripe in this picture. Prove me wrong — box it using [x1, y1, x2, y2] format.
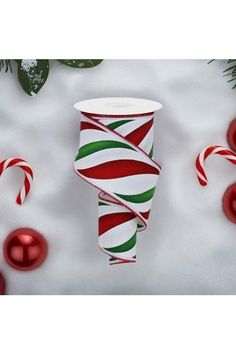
[76, 140, 135, 160]
[98, 201, 109, 206]
[149, 144, 154, 158]
[107, 119, 133, 130]
[115, 187, 155, 204]
[105, 232, 136, 253]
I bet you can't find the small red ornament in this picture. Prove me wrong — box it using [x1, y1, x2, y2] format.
[227, 118, 236, 152]
[0, 272, 6, 295]
[3, 228, 48, 271]
[222, 183, 236, 223]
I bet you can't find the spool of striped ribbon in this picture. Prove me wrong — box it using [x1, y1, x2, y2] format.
[74, 98, 162, 265]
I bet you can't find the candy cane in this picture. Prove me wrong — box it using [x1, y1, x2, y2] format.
[74, 109, 161, 265]
[196, 145, 236, 186]
[0, 158, 33, 204]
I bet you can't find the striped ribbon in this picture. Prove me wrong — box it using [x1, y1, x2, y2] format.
[74, 111, 161, 265]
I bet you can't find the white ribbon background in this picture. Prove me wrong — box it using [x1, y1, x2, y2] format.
[0, 60, 236, 294]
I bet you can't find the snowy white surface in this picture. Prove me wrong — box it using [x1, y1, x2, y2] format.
[0, 60, 236, 295]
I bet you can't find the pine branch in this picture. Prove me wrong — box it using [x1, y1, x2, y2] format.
[0, 60, 13, 73]
[225, 59, 236, 89]
[209, 59, 236, 89]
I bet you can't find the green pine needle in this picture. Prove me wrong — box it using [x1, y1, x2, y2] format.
[0, 60, 13, 73]
[209, 59, 236, 89]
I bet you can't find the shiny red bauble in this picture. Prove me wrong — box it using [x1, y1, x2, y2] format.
[227, 118, 236, 152]
[3, 228, 48, 271]
[0, 272, 5, 295]
[222, 183, 236, 223]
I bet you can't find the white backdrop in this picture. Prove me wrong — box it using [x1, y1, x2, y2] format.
[0, 59, 236, 294]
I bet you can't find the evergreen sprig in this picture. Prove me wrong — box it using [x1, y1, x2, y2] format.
[0, 59, 103, 96]
[223, 59, 236, 89]
[209, 59, 236, 89]
[0, 60, 13, 73]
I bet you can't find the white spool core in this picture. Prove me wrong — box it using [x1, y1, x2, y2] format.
[74, 97, 162, 115]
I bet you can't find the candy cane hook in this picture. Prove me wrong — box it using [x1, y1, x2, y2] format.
[196, 145, 236, 186]
[0, 158, 34, 204]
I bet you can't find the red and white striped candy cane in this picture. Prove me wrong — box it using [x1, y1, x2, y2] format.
[196, 145, 236, 186]
[0, 158, 33, 204]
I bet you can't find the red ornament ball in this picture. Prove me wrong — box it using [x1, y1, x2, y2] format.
[222, 183, 236, 223]
[3, 228, 48, 271]
[227, 118, 236, 152]
[0, 272, 6, 295]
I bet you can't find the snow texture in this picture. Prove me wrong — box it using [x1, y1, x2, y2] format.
[0, 60, 236, 294]
[21, 60, 37, 72]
